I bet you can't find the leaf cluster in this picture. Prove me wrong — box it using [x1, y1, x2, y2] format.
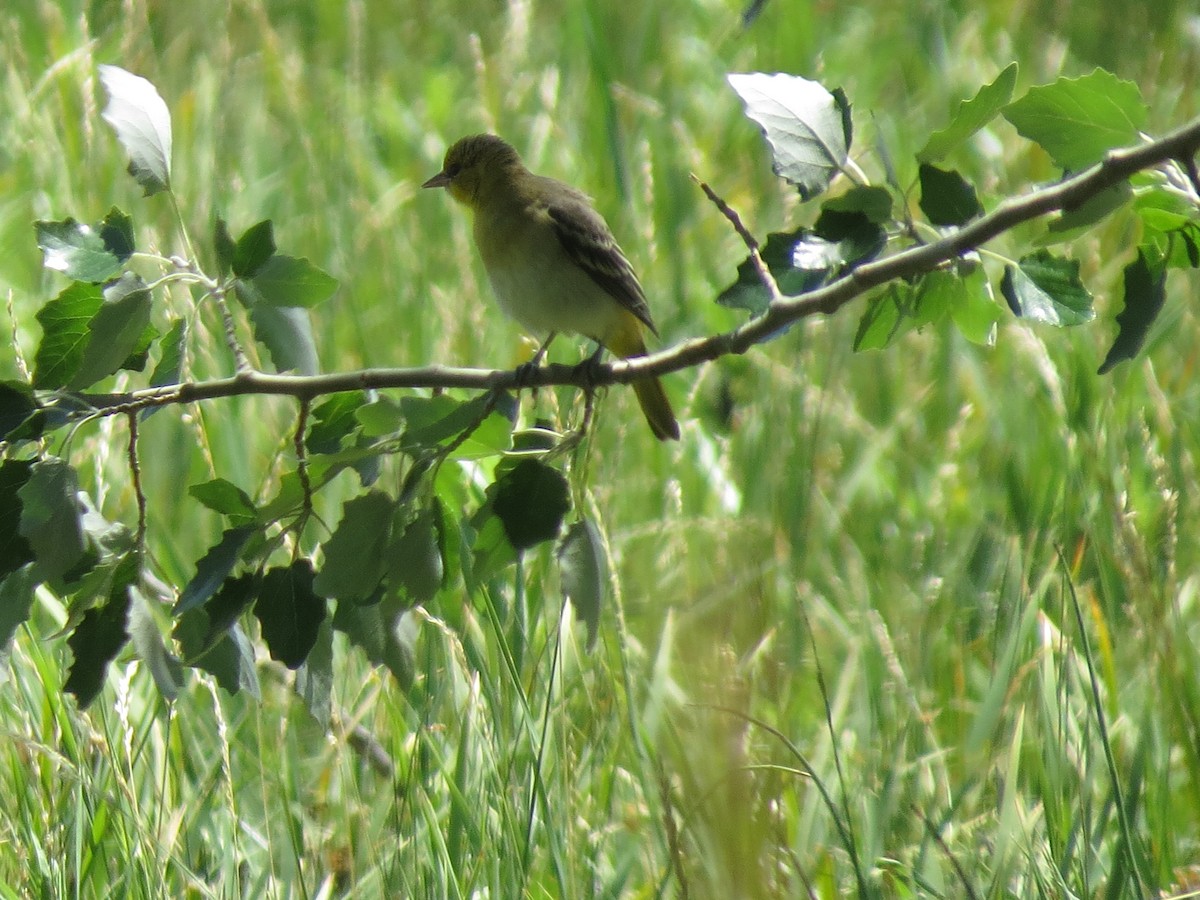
[724, 67, 1197, 365]
[3, 67, 606, 717]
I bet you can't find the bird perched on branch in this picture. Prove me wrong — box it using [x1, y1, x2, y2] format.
[422, 134, 680, 441]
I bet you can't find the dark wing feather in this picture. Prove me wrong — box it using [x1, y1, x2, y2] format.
[540, 182, 658, 336]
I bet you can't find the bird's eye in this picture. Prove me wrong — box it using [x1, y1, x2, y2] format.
[444, 163, 461, 179]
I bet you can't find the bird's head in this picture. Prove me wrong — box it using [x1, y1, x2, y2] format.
[422, 134, 524, 207]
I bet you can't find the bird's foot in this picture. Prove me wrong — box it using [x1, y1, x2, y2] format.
[513, 359, 542, 390]
[571, 345, 607, 391]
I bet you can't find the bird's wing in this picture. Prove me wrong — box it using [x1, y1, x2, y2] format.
[539, 184, 658, 336]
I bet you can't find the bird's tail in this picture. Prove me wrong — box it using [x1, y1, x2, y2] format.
[632, 375, 680, 441]
[607, 313, 680, 441]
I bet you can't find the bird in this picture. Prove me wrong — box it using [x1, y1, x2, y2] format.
[422, 134, 680, 441]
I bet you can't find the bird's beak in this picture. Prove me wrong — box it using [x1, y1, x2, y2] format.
[422, 171, 451, 189]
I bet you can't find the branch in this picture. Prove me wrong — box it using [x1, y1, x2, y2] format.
[127, 411, 146, 548]
[51, 117, 1200, 419]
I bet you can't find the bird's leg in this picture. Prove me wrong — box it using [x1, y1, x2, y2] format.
[516, 331, 556, 391]
[573, 342, 607, 389]
[557, 342, 607, 442]
[532, 333, 557, 368]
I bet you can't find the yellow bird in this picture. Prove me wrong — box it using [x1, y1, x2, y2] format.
[422, 134, 680, 441]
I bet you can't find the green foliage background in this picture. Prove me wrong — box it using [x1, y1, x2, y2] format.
[2, 0, 1199, 896]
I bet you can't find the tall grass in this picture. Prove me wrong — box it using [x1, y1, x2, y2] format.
[1, 0, 1198, 896]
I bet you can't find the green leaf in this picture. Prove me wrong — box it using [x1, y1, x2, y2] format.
[64, 596, 128, 705]
[255, 560, 326, 669]
[491, 460, 570, 551]
[718, 220, 885, 315]
[174, 525, 256, 614]
[117, 326, 158, 376]
[246, 255, 338, 308]
[202, 572, 259, 645]
[558, 519, 607, 651]
[387, 505, 445, 605]
[356, 396, 406, 438]
[295, 619, 334, 728]
[32, 282, 104, 389]
[297, 644, 340, 732]
[402, 394, 499, 450]
[173, 610, 260, 698]
[1000, 250, 1095, 326]
[0, 383, 44, 445]
[854, 283, 914, 351]
[244, 300, 320, 375]
[63, 553, 138, 707]
[335, 598, 415, 686]
[307, 392, 368, 454]
[257, 471, 311, 523]
[1043, 182, 1132, 242]
[1171, 225, 1200, 270]
[1003, 69, 1147, 170]
[468, 511, 519, 587]
[949, 265, 1000, 346]
[98, 65, 172, 196]
[728, 72, 851, 200]
[332, 599, 386, 662]
[233, 220, 276, 278]
[213, 217, 236, 278]
[820, 185, 894, 224]
[127, 586, 184, 701]
[919, 63, 1018, 162]
[1133, 190, 1200, 270]
[56, 556, 120, 629]
[99, 208, 136, 259]
[313, 491, 395, 601]
[0, 566, 38, 657]
[77, 493, 134, 561]
[149, 319, 187, 388]
[1135, 194, 1194, 233]
[18, 458, 86, 583]
[455, 408, 516, 459]
[918, 164, 983, 226]
[141, 318, 187, 422]
[1098, 250, 1167, 374]
[0, 462, 35, 581]
[69, 273, 154, 389]
[388, 612, 418, 689]
[189, 479, 259, 525]
[35, 217, 124, 283]
[912, 270, 954, 327]
[812, 207, 888, 253]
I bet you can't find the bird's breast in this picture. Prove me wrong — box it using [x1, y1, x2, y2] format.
[475, 206, 625, 344]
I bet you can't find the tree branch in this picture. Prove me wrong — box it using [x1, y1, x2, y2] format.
[51, 117, 1200, 420]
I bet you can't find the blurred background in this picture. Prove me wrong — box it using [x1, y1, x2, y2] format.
[2, 0, 1199, 896]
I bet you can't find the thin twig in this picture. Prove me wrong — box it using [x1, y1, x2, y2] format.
[294, 397, 313, 521]
[169, 254, 251, 373]
[435, 388, 502, 464]
[127, 411, 146, 549]
[691, 174, 784, 303]
[210, 282, 252, 374]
